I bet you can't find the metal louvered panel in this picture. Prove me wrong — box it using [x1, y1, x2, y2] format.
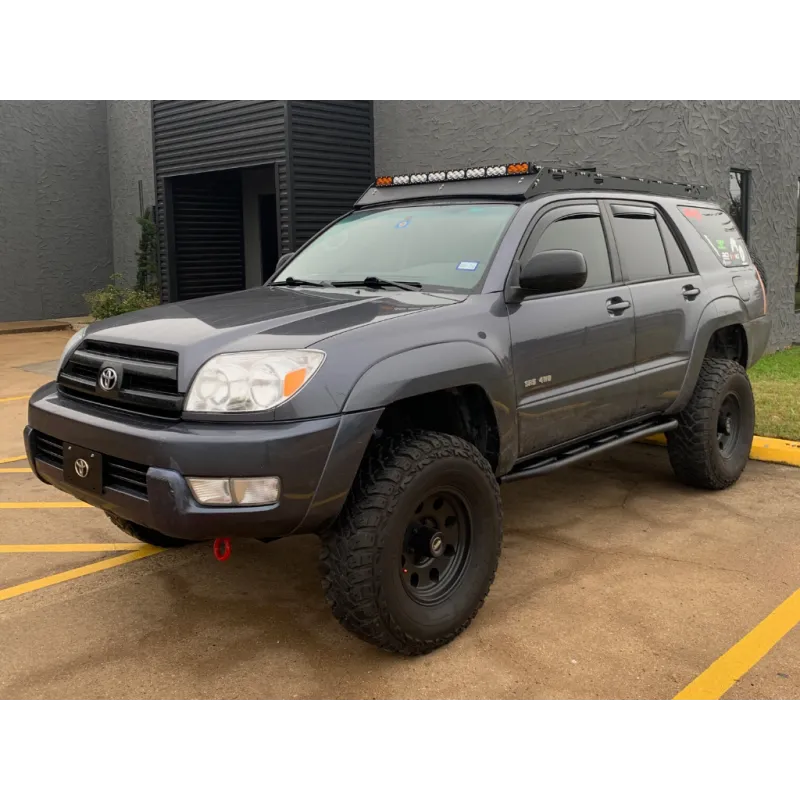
[171, 172, 245, 300]
[156, 176, 170, 302]
[152, 101, 287, 177]
[288, 101, 374, 245]
[152, 101, 374, 300]
[152, 101, 288, 300]
[277, 160, 291, 255]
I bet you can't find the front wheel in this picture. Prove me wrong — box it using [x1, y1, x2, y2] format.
[667, 358, 755, 490]
[320, 430, 502, 655]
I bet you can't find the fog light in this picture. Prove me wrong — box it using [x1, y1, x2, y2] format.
[231, 477, 281, 506]
[187, 478, 233, 505]
[186, 476, 281, 507]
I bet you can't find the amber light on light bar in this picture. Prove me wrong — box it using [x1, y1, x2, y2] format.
[374, 161, 535, 188]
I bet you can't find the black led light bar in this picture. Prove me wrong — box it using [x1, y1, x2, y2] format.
[356, 163, 711, 208]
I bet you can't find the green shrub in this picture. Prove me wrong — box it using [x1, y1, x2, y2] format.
[85, 274, 160, 320]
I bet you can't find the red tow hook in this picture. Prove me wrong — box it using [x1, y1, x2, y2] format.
[213, 537, 231, 562]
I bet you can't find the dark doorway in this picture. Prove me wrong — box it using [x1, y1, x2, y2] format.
[259, 194, 280, 281]
[168, 170, 245, 301]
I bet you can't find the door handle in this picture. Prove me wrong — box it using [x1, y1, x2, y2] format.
[606, 297, 631, 315]
[682, 285, 701, 299]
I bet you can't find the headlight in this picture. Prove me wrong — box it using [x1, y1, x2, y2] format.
[185, 350, 325, 413]
[58, 327, 87, 371]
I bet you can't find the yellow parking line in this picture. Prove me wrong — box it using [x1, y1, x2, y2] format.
[0, 468, 31, 473]
[0, 545, 163, 602]
[0, 395, 31, 404]
[674, 588, 800, 700]
[0, 455, 27, 464]
[0, 543, 146, 553]
[0, 501, 90, 509]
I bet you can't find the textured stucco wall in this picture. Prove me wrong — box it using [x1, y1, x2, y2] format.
[375, 101, 800, 349]
[0, 101, 113, 321]
[107, 101, 155, 283]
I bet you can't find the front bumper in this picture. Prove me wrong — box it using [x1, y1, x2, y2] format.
[26, 383, 381, 541]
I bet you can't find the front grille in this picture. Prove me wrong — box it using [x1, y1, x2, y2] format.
[33, 432, 149, 498]
[58, 340, 183, 419]
[104, 456, 149, 497]
[36, 433, 64, 468]
[82, 339, 179, 365]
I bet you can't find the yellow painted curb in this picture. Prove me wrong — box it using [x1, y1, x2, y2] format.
[0, 468, 31, 474]
[641, 432, 800, 468]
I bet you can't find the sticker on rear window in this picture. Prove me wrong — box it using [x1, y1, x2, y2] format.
[395, 218, 411, 229]
[679, 206, 750, 267]
[457, 261, 479, 271]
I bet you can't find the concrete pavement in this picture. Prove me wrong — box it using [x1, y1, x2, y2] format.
[1, 331, 799, 699]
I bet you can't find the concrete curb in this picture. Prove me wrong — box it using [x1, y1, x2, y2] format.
[0, 317, 92, 336]
[0, 321, 71, 336]
[642, 433, 800, 468]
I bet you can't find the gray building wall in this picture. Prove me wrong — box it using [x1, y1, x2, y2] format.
[107, 101, 155, 283]
[374, 100, 800, 349]
[0, 101, 112, 321]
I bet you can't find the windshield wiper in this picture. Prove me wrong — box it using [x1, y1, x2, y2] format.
[271, 276, 333, 288]
[332, 276, 421, 291]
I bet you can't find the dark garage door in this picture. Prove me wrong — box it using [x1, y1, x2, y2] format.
[170, 170, 245, 301]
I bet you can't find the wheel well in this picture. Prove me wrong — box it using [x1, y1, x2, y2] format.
[705, 324, 747, 367]
[375, 386, 500, 471]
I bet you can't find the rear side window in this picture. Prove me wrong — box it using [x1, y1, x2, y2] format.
[611, 214, 670, 281]
[679, 206, 750, 267]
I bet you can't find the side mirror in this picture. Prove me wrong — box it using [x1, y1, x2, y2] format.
[519, 249, 587, 294]
[275, 252, 295, 271]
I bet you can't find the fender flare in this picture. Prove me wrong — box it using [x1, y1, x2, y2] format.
[666, 294, 748, 414]
[343, 341, 519, 473]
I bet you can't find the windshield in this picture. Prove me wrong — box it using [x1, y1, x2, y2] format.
[276, 203, 517, 291]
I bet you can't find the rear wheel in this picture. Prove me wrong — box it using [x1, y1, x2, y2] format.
[320, 430, 502, 655]
[105, 512, 191, 548]
[667, 358, 755, 490]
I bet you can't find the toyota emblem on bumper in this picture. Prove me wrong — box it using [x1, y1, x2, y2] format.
[74, 458, 90, 478]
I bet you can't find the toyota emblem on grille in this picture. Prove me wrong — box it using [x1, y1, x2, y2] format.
[74, 458, 90, 478]
[99, 367, 118, 391]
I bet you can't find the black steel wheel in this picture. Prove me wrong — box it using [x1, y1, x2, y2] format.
[320, 430, 502, 656]
[401, 489, 472, 604]
[667, 358, 755, 490]
[716, 392, 742, 457]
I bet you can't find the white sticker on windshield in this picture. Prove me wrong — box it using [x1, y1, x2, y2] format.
[457, 261, 479, 271]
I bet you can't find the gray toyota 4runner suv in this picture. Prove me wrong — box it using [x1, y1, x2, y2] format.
[26, 164, 771, 655]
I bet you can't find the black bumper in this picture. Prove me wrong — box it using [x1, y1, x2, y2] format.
[26, 383, 382, 541]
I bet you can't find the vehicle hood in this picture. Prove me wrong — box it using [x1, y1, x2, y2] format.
[85, 286, 460, 385]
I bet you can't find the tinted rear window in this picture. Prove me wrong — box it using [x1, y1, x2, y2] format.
[679, 206, 750, 267]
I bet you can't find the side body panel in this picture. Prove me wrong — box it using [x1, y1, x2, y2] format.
[502, 199, 637, 456]
[508, 288, 636, 454]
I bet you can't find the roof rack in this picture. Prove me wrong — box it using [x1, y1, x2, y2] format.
[354, 163, 711, 208]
